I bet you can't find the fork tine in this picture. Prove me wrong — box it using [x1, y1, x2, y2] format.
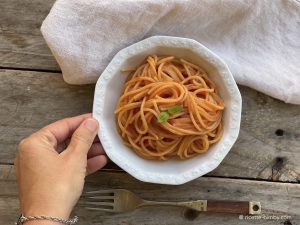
[85, 207, 114, 212]
[86, 196, 115, 200]
[85, 190, 115, 195]
[85, 201, 114, 207]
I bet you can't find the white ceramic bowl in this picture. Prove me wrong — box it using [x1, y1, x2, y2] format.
[93, 36, 242, 185]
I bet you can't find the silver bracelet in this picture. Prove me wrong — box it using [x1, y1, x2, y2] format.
[16, 214, 78, 225]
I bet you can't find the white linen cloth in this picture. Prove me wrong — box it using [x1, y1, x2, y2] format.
[41, 0, 300, 104]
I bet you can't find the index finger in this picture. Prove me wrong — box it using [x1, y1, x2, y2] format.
[40, 113, 92, 146]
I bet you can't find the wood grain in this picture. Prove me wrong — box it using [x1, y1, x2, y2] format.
[207, 200, 249, 214]
[0, 165, 299, 225]
[1, 69, 299, 182]
[0, 0, 59, 70]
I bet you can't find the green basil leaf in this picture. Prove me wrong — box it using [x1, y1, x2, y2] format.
[157, 112, 170, 123]
[167, 105, 183, 115]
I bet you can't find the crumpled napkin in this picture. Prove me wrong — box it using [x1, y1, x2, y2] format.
[41, 0, 300, 104]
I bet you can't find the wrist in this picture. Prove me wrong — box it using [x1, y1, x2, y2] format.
[24, 221, 61, 225]
[22, 205, 71, 220]
[17, 214, 78, 225]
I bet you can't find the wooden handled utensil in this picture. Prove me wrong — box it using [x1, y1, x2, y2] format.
[83, 189, 261, 214]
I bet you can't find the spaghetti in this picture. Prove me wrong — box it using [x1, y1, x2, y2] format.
[115, 55, 224, 160]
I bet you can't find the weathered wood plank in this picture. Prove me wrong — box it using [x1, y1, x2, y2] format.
[0, 165, 299, 225]
[0, 0, 59, 70]
[0, 69, 300, 182]
[0, 69, 117, 170]
[0, 69, 93, 161]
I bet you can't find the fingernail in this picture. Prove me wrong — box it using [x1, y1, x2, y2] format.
[84, 119, 98, 132]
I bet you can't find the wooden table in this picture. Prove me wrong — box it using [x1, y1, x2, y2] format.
[1, 1, 300, 224]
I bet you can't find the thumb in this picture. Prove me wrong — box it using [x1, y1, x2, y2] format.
[66, 118, 99, 157]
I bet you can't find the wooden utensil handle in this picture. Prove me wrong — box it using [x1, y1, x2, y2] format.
[142, 200, 261, 215]
[207, 200, 261, 215]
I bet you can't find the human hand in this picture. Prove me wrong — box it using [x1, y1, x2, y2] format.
[14, 114, 107, 222]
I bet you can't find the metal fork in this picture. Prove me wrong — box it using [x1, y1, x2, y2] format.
[83, 189, 261, 214]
